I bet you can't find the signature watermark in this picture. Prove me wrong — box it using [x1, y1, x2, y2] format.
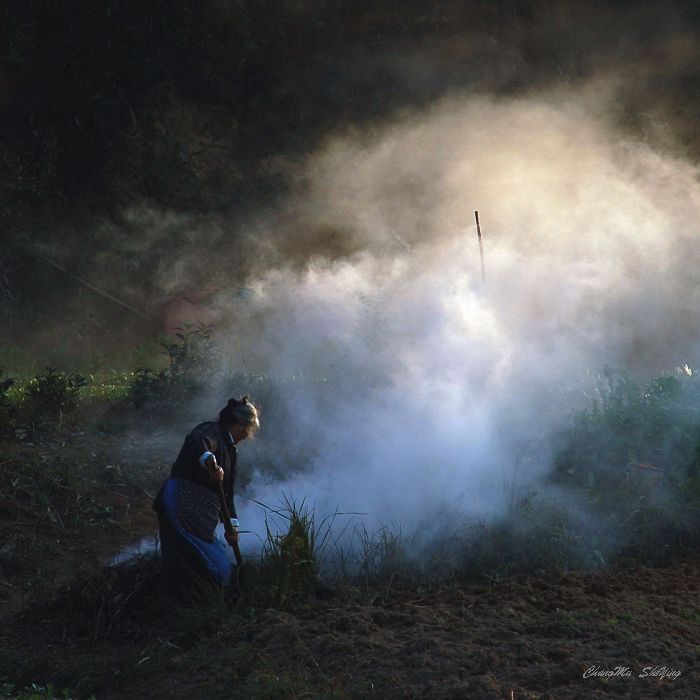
[583, 665, 682, 681]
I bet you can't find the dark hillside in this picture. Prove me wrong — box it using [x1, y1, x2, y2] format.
[3, 0, 700, 217]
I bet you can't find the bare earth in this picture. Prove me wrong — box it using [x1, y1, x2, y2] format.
[224, 561, 700, 699]
[3, 557, 698, 699]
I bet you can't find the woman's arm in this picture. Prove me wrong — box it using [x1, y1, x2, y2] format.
[172, 423, 223, 483]
[196, 433, 225, 482]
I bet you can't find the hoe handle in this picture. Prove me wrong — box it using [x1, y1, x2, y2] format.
[217, 481, 243, 568]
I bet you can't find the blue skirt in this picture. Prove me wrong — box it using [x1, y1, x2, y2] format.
[161, 477, 233, 586]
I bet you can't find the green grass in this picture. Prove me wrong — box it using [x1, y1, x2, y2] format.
[240, 495, 343, 610]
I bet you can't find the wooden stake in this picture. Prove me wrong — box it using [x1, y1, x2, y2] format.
[474, 210, 485, 281]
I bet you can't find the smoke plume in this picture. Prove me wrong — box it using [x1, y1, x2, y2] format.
[215, 89, 700, 546]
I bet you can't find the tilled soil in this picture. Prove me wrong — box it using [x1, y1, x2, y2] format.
[231, 561, 700, 699]
[2, 559, 699, 699]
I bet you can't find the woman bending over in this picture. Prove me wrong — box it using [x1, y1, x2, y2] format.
[153, 396, 260, 597]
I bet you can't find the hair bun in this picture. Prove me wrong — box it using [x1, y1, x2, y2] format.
[227, 396, 249, 407]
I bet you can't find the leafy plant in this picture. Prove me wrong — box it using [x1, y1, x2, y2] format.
[160, 323, 216, 381]
[125, 323, 217, 416]
[553, 367, 700, 497]
[125, 367, 171, 411]
[19, 368, 86, 431]
[549, 366, 700, 567]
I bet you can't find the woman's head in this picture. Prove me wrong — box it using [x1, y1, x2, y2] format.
[219, 396, 260, 442]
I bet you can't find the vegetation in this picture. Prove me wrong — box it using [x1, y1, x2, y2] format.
[247, 497, 322, 609]
[3, 2, 700, 695]
[553, 367, 700, 495]
[1, 0, 493, 210]
[125, 323, 217, 417]
[3, 359, 700, 582]
[20, 368, 86, 431]
[551, 367, 700, 563]
[2, 356, 700, 696]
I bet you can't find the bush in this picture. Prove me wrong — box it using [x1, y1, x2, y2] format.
[553, 367, 700, 500]
[125, 367, 171, 412]
[18, 368, 86, 432]
[550, 366, 700, 566]
[161, 323, 216, 381]
[460, 495, 606, 581]
[125, 323, 217, 417]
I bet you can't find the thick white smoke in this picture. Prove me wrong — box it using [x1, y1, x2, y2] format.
[221, 92, 700, 548]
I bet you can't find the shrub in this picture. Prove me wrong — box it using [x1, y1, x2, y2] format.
[125, 323, 217, 417]
[19, 368, 86, 431]
[460, 495, 605, 581]
[553, 367, 700, 500]
[160, 323, 216, 382]
[550, 366, 700, 566]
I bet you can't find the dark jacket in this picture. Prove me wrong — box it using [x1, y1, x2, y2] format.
[169, 420, 238, 519]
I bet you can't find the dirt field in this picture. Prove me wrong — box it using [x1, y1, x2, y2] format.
[221, 562, 700, 699]
[2, 556, 698, 699]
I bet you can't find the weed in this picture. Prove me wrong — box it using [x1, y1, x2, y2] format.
[245, 496, 323, 609]
[352, 523, 410, 590]
[161, 323, 216, 380]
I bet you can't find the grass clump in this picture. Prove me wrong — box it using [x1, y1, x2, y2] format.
[245, 496, 328, 610]
[353, 523, 410, 589]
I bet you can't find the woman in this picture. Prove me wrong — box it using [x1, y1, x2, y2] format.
[153, 396, 260, 596]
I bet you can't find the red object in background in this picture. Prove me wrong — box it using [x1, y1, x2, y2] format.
[158, 287, 222, 336]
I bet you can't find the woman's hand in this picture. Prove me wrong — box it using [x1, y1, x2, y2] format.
[225, 528, 239, 546]
[206, 455, 224, 482]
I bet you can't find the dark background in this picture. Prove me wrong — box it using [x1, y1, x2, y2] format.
[2, 0, 699, 366]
